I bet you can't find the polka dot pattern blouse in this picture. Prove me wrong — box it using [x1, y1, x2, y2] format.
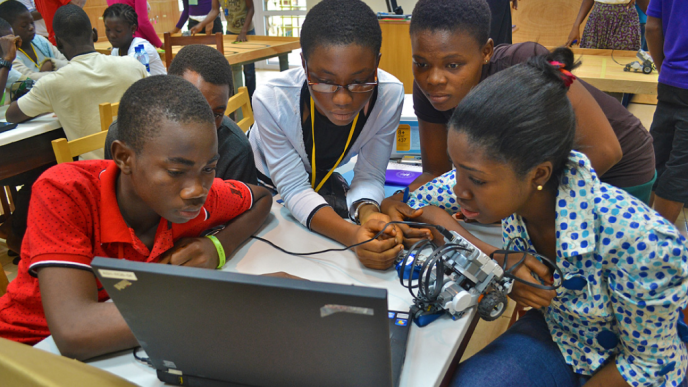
[408, 151, 688, 386]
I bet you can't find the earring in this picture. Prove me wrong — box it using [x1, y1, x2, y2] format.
[537, 185, 543, 191]
[484, 59, 489, 64]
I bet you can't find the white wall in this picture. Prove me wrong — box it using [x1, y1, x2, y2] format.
[306, 0, 418, 13]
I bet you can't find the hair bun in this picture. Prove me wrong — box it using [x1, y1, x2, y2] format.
[526, 47, 581, 90]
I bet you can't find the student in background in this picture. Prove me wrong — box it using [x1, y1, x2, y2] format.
[103, 3, 166, 75]
[106, 0, 163, 48]
[0, 0, 68, 81]
[16, 0, 48, 38]
[6, 4, 147, 158]
[390, 0, 654, 214]
[566, 0, 641, 50]
[250, 0, 417, 270]
[105, 44, 257, 184]
[0, 18, 24, 100]
[170, 0, 221, 35]
[646, 0, 688, 225]
[0, 75, 272, 359]
[408, 54, 688, 387]
[222, 0, 255, 99]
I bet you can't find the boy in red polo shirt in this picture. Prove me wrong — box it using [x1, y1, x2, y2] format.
[0, 75, 272, 360]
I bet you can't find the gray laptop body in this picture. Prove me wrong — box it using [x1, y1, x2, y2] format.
[92, 257, 409, 387]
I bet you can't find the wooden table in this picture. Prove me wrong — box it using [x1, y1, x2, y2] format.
[0, 106, 63, 182]
[566, 48, 659, 95]
[34, 196, 504, 387]
[95, 35, 301, 92]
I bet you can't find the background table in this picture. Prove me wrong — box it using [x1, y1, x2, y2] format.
[566, 48, 659, 95]
[0, 106, 63, 182]
[35, 197, 503, 387]
[95, 35, 301, 92]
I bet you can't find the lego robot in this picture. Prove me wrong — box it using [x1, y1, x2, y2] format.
[398, 230, 515, 327]
[624, 50, 655, 75]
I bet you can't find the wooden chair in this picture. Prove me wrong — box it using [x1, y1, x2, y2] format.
[99, 102, 119, 132]
[163, 32, 224, 70]
[225, 86, 254, 132]
[51, 131, 110, 164]
[0, 261, 9, 297]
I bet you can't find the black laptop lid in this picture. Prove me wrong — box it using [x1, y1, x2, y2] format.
[92, 258, 394, 387]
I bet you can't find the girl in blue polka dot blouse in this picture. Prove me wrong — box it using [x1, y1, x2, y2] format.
[400, 49, 688, 387]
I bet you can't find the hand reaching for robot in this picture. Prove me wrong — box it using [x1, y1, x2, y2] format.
[507, 253, 556, 309]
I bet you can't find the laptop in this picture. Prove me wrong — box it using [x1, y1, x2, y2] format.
[92, 258, 412, 387]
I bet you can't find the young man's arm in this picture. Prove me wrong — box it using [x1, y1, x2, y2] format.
[234, 0, 254, 42]
[158, 184, 272, 267]
[645, 16, 664, 72]
[6, 101, 34, 123]
[0, 35, 20, 92]
[6, 72, 54, 123]
[38, 266, 139, 360]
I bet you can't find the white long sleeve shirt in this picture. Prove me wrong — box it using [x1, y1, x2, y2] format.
[249, 67, 404, 228]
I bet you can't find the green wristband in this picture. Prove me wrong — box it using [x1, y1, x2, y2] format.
[205, 235, 226, 269]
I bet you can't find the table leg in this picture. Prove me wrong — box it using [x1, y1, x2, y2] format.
[278, 53, 289, 72]
[231, 64, 245, 121]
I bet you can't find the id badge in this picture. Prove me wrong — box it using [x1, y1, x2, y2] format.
[189, 0, 198, 5]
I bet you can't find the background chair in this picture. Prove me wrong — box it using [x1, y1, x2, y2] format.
[225, 86, 254, 132]
[51, 131, 109, 164]
[0, 261, 9, 297]
[99, 102, 119, 132]
[163, 32, 224, 70]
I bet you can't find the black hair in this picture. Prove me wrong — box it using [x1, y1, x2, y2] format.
[168, 44, 234, 94]
[449, 47, 581, 188]
[103, 3, 138, 29]
[410, 0, 491, 45]
[0, 18, 12, 35]
[118, 75, 215, 154]
[53, 4, 93, 44]
[0, 0, 30, 26]
[300, 0, 381, 61]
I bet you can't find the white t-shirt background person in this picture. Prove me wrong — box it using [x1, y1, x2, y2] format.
[110, 37, 166, 76]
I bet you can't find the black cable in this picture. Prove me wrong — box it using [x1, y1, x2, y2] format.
[490, 237, 563, 291]
[251, 220, 445, 256]
[611, 49, 632, 67]
[132, 347, 152, 367]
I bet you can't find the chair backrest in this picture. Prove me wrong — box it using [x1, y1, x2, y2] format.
[51, 131, 110, 164]
[225, 86, 254, 132]
[163, 32, 225, 70]
[99, 102, 119, 132]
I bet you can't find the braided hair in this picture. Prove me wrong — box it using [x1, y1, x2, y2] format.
[103, 3, 138, 29]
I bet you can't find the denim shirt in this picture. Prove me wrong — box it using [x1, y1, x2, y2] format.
[408, 151, 688, 386]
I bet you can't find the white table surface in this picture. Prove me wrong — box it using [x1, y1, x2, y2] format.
[34, 198, 503, 387]
[0, 105, 62, 147]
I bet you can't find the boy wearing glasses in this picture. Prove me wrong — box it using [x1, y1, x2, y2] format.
[249, 0, 415, 270]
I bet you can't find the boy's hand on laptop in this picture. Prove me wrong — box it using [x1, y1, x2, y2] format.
[354, 218, 404, 270]
[158, 237, 219, 269]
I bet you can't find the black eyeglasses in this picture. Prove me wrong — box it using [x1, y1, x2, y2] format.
[305, 61, 378, 93]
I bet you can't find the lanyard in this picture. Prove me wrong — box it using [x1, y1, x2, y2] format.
[18, 44, 40, 69]
[310, 97, 359, 192]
